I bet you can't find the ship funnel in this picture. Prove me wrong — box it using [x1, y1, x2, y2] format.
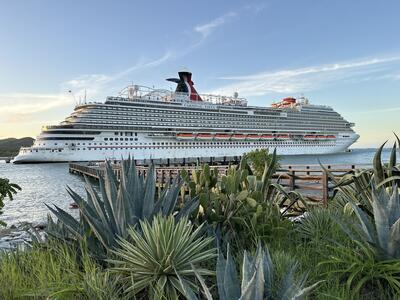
[166, 71, 202, 101]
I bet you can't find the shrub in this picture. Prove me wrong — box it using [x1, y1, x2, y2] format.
[0, 177, 21, 226]
[46, 159, 199, 259]
[109, 215, 216, 299]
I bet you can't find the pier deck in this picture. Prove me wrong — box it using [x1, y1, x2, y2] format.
[69, 162, 360, 205]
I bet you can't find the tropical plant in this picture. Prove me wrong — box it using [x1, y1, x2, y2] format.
[46, 158, 199, 257]
[109, 215, 215, 299]
[243, 148, 280, 179]
[0, 177, 21, 226]
[320, 180, 400, 296]
[329, 137, 400, 213]
[191, 243, 320, 300]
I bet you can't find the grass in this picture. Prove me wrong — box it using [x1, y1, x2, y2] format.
[0, 241, 122, 300]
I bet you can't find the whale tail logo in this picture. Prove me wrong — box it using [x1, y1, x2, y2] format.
[166, 71, 202, 101]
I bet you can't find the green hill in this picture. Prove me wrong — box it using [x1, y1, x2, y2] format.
[0, 137, 34, 157]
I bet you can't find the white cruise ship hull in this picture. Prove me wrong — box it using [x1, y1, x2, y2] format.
[13, 133, 359, 163]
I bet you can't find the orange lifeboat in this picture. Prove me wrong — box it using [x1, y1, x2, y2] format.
[276, 134, 290, 139]
[247, 134, 260, 140]
[176, 133, 195, 140]
[304, 135, 316, 139]
[316, 135, 326, 139]
[261, 134, 275, 140]
[326, 135, 336, 139]
[197, 133, 213, 140]
[231, 134, 246, 140]
[215, 134, 231, 140]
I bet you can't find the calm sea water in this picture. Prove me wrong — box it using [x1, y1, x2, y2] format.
[0, 148, 393, 226]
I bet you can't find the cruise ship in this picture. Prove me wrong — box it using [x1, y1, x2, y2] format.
[13, 70, 359, 163]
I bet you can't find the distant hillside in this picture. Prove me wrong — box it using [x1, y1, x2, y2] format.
[0, 137, 34, 157]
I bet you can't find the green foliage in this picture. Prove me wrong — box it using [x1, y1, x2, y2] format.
[243, 148, 280, 179]
[319, 141, 400, 298]
[0, 177, 21, 226]
[109, 215, 216, 299]
[46, 158, 199, 258]
[330, 137, 400, 213]
[0, 137, 34, 157]
[193, 243, 320, 300]
[0, 240, 123, 299]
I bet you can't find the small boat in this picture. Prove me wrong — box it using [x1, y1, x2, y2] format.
[326, 135, 336, 139]
[304, 135, 317, 139]
[247, 134, 260, 140]
[176, 133, 195, 140]
[261, 134, 275, 140]
[231, 134, 246, 140]
[196, 133, 213, 140]
[316, 135, 327, 139]
[215, 134, 231, 140]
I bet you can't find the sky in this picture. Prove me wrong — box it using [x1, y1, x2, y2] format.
[0, 0, 399, 148]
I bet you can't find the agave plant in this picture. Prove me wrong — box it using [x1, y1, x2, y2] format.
[46, 158, 199, 255]
[329, 137, 400, 213]
[109, 215, 215, 300]
[337, 184, 400, 260]
[189, 243, 320, 300]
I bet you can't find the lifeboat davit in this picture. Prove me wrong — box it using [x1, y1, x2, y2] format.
[176, 133, 195, 140]
[261, 134, 275, 140]
[231, 134, 246, 140]
[215, 134, 231, 140]
[197, 133, 213, 140]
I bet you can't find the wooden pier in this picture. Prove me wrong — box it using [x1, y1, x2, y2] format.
[69, 162, 360, 205]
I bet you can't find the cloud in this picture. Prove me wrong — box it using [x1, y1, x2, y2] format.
[194, 12, 237, 38]
[211, 56, 400, 96]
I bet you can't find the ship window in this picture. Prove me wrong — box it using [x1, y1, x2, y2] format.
[104, 138, 108, 141]
[125, 138, 128, 141]
[114, 132, 118, 135]
[110, 138, 113, 141]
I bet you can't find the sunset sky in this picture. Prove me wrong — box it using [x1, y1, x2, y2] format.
[0, 0, 399, 147]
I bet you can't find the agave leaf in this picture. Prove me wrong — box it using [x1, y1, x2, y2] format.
[349, 201, 375, 243]
[142, 164, 156, 219]
[45, 204, 81, 237]
[388, 142, 397, 177]
[373, 142, 387, 185]
[388, 184, 400, 226]
[371, 186, 390, 253]
[242, 251, 254, 290]
[388, 218, 400, 258]
[176, 195, 200, 220]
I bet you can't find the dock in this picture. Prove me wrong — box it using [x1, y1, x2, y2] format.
[0, 157, 13, 163]
[69, 162, 360, 205]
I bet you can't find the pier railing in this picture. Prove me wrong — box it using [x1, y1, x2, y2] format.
[69, 162, 360, 205]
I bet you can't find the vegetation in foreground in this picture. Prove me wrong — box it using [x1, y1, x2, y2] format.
[1, 140, 400, 299]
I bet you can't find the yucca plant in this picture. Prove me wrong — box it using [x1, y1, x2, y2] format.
[109, 215, 215, 300]
[190, 243, 320, 300]
[46, 158, 199, 256]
